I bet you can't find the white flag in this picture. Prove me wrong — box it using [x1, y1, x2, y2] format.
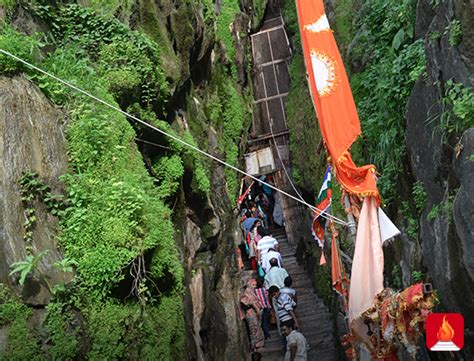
[378, 207, 401, 244]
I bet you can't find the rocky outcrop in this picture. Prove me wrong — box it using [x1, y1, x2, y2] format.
[0, 76, 70, 305]
[180, 126, 248, 360]
[0, 1, 261, 359]
[406, 0, 474, 357]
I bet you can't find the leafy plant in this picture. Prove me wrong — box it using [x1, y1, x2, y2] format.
[428, 30, 442, 40]
[412, 270, 423, 283]
[0, 25, 40, 75]
[53, 258, 78, 273]
[0, 0, 16, 9]
[9, 250, 50, 289]
[44, 301, 80, 360]
[216, 0, 240, 63]
[19, 171, 65, 248]
[401, 201, 418, 239]
[345, 0, 424, 204]
[446, 19, 462, 47]
[433, 80, 474, 142]
[427, 204, 441, 220]
[412, 181, 427, 214]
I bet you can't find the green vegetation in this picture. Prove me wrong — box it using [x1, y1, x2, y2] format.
[1, 4, 186, 358]
[0, 26, 40, 75]
[334, 0, 357, 51]
[201, 67, 249, 199]
[350, 0, 425, 204]
[411, 270, 423, 283]
[412, 181, 427, 213]
[427, 204, 441, 220]
[81, 0, 135, 19]
[9, 250, 50, 288]
[285, 50, 325, 194]
[401, 201, 418, 240]
[434, 80, 474, 141]
[0, 0, 255, 355]
[0, 0, 16, 9]
[216, 0, 240, 63]
[221, 77, 247, 197]
[0, 284, 45, 360]
[446, 19, 462, 47]
[427, 193, 456, 222]
[44, 301, 80, 360]
[19, 171, 64, 250]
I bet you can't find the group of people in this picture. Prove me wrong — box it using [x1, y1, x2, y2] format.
[239, 210, 309, 361]
[240, 176, 284, 230]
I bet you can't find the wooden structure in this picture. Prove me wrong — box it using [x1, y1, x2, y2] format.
[249, 13, 311, 247]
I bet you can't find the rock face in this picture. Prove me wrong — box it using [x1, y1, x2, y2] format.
[0, 76, 70, 305]
[181, 127, 248, 361]
[406, 0, 474, 356]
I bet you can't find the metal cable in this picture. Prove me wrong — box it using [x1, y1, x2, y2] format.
[0, 48, 349, 226]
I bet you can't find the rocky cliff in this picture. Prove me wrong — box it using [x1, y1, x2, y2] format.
[0, 0, 266, 359]
[406, 0, 474, 356]
[0, 76, 70, 306]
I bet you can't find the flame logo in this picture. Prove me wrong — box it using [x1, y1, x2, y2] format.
[437, 316, 455, 341]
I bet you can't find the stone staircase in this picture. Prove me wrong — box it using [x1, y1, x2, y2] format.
[241, 228, 337, 361]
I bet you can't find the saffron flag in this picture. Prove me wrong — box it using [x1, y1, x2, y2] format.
[331, 229, 349, 309]
[312, 165, 332, 248]
[295, 0, 379, 200]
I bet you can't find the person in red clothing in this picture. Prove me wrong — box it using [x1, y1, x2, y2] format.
[241, 279, 265, 354]
[255, 277, 272, 339]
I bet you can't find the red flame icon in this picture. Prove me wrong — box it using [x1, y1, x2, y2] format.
[437, 316, 455, 341]
[426, 313, 464, 351]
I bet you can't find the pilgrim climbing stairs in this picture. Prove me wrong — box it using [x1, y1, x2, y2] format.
[242, 228, 337, 361]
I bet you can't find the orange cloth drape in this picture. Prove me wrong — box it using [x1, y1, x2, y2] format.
[331, 232, 348, 298]
[295, 0, 379, 200]
[331, 229, 349, 310]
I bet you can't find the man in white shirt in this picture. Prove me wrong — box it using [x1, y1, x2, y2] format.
[256, 227, 279, 262]
[264, 258, 288, 289]
[281, 324, 309, 361]
[261, 248, 283, 273]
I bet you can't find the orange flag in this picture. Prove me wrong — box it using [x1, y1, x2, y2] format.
[295, 0, 379, 199]
[331, 230, 348, 299]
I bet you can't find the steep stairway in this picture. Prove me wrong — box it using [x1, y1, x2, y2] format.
[242, 228, 337, 360]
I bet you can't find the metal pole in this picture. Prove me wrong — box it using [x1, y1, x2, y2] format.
[344, 194, 357, 243]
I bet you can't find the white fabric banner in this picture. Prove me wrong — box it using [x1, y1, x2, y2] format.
[378, 207, 401, 244]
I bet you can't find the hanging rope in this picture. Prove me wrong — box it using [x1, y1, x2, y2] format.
[0, 48, 350, 227]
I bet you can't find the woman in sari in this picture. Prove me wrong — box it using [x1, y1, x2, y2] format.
[241, 279, 265, 353]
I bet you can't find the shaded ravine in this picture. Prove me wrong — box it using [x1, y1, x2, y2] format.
[241, 228, 337, 360]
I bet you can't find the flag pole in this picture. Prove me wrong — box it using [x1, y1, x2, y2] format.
[343, 193, 357, 244]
